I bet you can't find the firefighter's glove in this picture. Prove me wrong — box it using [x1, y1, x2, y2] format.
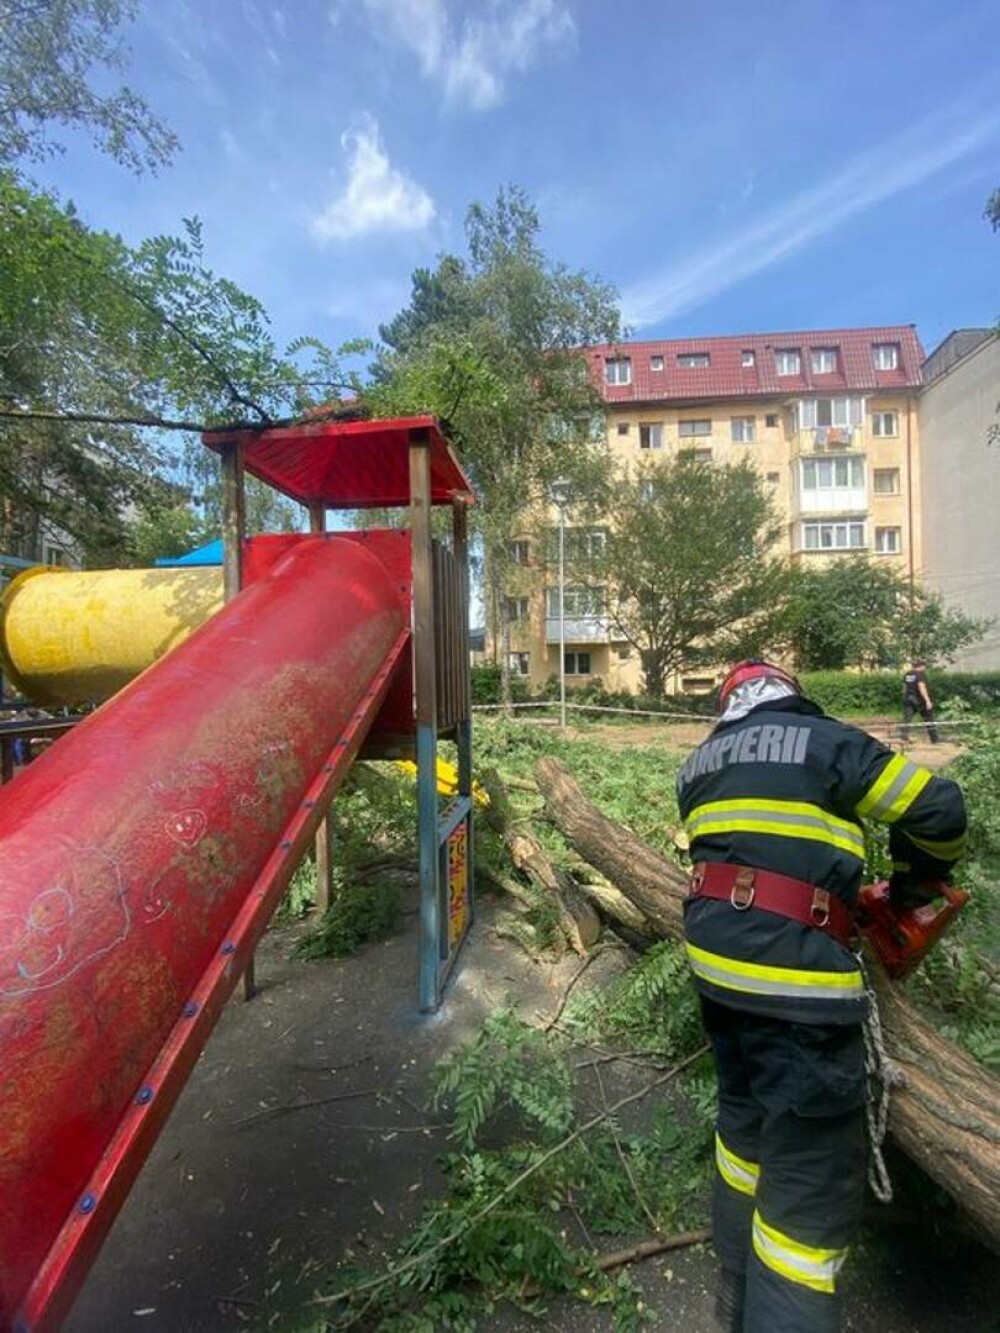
[888, 873, 938, 909]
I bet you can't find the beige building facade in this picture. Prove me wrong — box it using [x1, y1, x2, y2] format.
[501, 326, 924, 694]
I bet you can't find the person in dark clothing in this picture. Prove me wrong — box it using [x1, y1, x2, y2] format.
[676, 660, 966, 1333]
[902, 660, 939, 743]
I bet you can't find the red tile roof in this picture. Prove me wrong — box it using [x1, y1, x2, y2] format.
[588, 326, 924, 405]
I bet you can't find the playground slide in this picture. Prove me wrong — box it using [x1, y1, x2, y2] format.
[0, 534, 410, 1332]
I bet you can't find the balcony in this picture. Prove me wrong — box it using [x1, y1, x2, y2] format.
[545, 615, 611, 644]
[794, 488, 868, 516]
[790, 426, 859, 456]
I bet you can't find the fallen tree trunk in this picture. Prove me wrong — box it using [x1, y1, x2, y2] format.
[536, 755, 1000, 1254]
[481, 767, 601, 956]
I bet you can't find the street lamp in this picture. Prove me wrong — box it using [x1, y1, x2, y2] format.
[550, 479, 571, 730]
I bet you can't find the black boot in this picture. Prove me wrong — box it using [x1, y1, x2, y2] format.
[714, 1266, 745, 1332]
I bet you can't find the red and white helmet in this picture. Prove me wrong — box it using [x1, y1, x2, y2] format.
[718, 659, 800, 712]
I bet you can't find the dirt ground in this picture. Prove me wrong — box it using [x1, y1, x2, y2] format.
[66, 882, 1000, 1333]
[559, 716, 962, 773]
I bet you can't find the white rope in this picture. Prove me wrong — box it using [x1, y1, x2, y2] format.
[858, 955, 908, 1203]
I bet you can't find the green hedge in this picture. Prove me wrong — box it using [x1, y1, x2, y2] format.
[801, 671, 1000, 717]
[472, 664, 1000, 718]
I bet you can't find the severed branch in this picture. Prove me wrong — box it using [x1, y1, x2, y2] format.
[314, 1044, 710, 1308]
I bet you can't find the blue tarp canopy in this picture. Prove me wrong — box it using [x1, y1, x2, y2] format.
[154, 539, 223, 568]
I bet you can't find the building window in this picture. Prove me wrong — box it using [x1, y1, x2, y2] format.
[731, 417, 756, 443]
[507, 539, 530, 565]
[801, 456, 864, 491]
[766, 471, 781, 485]
[565, 650, 592, 676]
[508, 652, 530, 676]
[795, 398, 863, 430]
[680, 447, 713, 464]
[650, 355, 664, 371]
[605, 356, 631, 386]
[742, 350, 756, 368]
[639, 422, 664, 450]
[802, 521, 866, 551]
[765, 413, 779, 428]
[875, 527, 901, 554]
[873, 343, 899, 371]
[506, 596, 530, 622]
[811, 348, 836, 374]
[617, 422, 630, 435]
[44, 546, 68, 566]
[775, 349, 801, 375]
[678, 352, 710, 368]
[639, 480, 655, 501]
[678, 418, 712, 437]
[873, 468, 900, 495]
[556, 527, 606, 562]
[872, 411, 898, 437]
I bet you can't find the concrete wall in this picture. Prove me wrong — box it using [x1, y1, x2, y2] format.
[919, 333, 1000, 670]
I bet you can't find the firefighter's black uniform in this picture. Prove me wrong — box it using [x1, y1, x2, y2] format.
[676, 691, 966, 1332]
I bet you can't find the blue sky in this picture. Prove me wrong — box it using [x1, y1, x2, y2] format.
[32, 0, 1000, 360]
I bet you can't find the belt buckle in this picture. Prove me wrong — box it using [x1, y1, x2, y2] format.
[689, 864, 706, 897]
[730, 868, 755, 911]
[810, 887, 831, 929]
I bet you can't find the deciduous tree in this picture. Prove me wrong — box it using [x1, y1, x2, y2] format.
[0, 0, 176, 172]
[583, 455, 785, 697]
[369, 186, 621, 703]
[775, 557, 989, 670]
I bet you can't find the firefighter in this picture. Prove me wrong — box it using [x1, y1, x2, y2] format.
[676, 660, 966, 1333]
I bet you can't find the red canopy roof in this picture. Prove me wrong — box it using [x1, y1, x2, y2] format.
[204, 415, 474, 509]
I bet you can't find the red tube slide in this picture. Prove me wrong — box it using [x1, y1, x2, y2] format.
[0, 534, 410, 1331]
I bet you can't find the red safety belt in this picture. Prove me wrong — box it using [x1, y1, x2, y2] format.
[688, 862, 855, 947]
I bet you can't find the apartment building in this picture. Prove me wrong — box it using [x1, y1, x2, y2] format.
[919, 328, 1000, 670]
[503, 325, 924, 694]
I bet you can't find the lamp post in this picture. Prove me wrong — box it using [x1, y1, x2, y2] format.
[550, 479, 571, 730]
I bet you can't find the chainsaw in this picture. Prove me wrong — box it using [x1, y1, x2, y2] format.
[854, 879, 969, 980]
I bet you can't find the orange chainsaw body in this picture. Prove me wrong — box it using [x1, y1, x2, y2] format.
[855, 880, 969, 979]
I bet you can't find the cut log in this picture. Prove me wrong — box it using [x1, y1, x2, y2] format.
[536, 755, 1000, 1254]
[573, 876, 656, 938]
[481, 767, 601, 955]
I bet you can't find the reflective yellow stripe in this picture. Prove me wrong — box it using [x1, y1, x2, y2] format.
[907, 831, 967, 862]
[685, 798, 865, 858]
[752, 1209, 848, 1294]
[856, 755, 932, 823]
[685, 942, 864, 1002]
[716, 1133, 759, 1197]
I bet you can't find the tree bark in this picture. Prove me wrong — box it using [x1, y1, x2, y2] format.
[535, 755, 1000, 1254]
[481, 767, 601, 955]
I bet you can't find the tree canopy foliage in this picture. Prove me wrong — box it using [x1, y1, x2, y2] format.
[0, 172, 351, 560]
[0, 0, 176, 172]
[577, 455, 785, 697]
[773, 556, 990, 671]
[368, 186, 622, 694]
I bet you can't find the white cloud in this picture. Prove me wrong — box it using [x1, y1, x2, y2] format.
[357, 0, 574, 110]
[622, 106, 1000, 329]
[310, 114, 436, 243]
[219, 128, 244, 162]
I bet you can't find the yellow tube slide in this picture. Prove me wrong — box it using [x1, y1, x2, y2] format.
[0, 566, 223, 706]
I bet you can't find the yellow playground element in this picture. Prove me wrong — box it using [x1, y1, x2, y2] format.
[395, 757, 490, 807]
[0, 565, 223, 706]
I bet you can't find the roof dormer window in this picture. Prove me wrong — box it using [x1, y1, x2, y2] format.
[605, 356, 631, 386]
[775, 349, 801, 376]
[873, 342, 899, 370]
